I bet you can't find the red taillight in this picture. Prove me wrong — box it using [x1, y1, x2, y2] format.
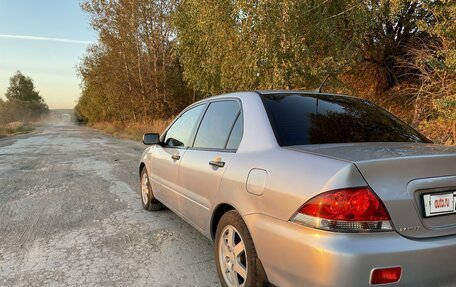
[291, 187, 394, 232]
[370, 266, 402, 284]
[299, 187, 390, 221]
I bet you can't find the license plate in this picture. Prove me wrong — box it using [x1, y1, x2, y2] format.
[423, 192, 456, 217]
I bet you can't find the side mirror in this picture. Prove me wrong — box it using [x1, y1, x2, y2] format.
[143, 133, 160, 145]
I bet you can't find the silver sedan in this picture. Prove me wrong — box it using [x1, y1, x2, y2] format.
[139, 91, 456, 287]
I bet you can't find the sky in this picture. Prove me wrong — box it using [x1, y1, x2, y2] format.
[0, 0, 97, 109]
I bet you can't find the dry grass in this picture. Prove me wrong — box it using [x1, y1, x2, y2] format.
[0, 121, 34, 137]
[419, 119, 455, 146]
[90, 119, 172, 141]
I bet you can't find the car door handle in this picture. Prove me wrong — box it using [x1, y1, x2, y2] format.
[171, 154, 180, 160]
[209, 160, 225, 168]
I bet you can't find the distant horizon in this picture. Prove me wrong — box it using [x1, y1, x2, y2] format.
[49, 108, 75, 111]
[0, 0, 97, 109]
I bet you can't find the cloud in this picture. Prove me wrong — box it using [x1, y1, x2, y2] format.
[0, 34, 94, 45]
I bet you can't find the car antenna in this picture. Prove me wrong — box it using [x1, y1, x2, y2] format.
[316, 74, 330, 93]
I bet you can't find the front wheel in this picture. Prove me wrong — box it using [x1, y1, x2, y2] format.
[215, 210, 268, 287]
[140, 168, 163, 211]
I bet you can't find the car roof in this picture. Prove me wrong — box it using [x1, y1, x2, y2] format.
[194, 90, 360, 105]
[256, 90, 361, 100]
[257, 89, 320, 95]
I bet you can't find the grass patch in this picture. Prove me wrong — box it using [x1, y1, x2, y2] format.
[90, 119, 172, 141]
[0, 121, 35, 137]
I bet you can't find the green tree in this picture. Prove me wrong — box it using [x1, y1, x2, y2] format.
[354, 1, 434, 88]
[77, 0, 192, 124]
[173, 0, 451, 97]
[6, 71, 46, 103]
[417, 0, 455, 143]
[173, 0, 363, 95]
[77, 0, 454, 144]
[1, 71, 49, 124]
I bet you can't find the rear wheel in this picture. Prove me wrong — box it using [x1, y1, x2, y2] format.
[215, 210, 268, 287]
[140, 168, 163, 211]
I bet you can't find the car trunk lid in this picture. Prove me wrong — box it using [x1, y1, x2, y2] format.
[287, 143, 456, 238]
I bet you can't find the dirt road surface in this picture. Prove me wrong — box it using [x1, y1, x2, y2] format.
[0, 122, 219, 286]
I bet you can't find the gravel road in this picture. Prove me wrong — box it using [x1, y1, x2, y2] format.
[0, 122, 219, 286]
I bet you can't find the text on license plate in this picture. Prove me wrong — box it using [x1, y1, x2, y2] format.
[423, 192, 456, 217]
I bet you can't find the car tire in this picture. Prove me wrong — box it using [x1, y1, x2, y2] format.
[215, 210, 268, 287]
[140, 168, 163, 211]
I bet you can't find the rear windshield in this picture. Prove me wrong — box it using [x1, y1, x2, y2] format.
[261, 93, 431, 146]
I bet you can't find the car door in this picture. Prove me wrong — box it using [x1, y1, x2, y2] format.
[149, 104, 206, 210]
[178, 100, 243, 230]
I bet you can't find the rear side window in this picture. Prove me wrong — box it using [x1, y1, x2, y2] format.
[262, 93, 430, 146]
[262, 94, 317, 146]
[226, 114, 243, 150]
[164, 104, 205, 147]
[194, 101, 241, 149]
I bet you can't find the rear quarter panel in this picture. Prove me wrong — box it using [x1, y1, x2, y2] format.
[213, 147, 368, 223]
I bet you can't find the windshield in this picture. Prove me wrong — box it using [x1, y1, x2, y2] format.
[261, 93, 431, 146]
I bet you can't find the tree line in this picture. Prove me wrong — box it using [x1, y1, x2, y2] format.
[0, 71, 49, 126]
[76, 0, 455, 144]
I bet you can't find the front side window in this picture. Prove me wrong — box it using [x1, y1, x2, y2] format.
[194, 101, 241, 149]
[262, 93, 430, 146]
[164, 104, 205, 147]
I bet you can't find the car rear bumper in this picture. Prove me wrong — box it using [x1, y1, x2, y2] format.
[244, 213, 456, 287]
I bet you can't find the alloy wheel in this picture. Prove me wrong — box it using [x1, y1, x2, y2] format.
[218, 225, 248, 287]
[141, 172, 149, 204]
